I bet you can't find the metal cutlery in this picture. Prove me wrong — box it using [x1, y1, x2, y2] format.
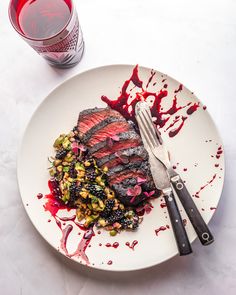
[135, 101, 214, 246]
[136, 103, 192, 255]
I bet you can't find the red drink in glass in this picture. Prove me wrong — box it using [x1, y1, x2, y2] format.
[9, 0, 84, 68]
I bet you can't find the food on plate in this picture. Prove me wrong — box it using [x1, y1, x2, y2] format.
[47, 107, 159, 235]
[49, 129, 140, 235]
[77, 107, 157, 206]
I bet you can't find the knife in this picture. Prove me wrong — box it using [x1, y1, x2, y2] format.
[135, 101, 214, 246]
[135, 104, 192, 256]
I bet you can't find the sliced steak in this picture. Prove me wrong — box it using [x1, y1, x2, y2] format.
[96, 146, 148, 168]
[78, 108, 123, 137]
[81, 117, 126, 144]
[107, 161, 150, 178]
[89, 130, 141, 155]
[112, 178, 158, 205]
[101, 155, 144, 170]
[77, 107, 158, 206]
[109, 171, 146, 186]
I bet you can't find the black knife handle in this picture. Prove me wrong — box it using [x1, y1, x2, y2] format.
[170, 174, 214, 246]
[163, 189, 192, 256]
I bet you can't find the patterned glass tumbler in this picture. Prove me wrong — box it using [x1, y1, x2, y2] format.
[9, 0, 84, 68]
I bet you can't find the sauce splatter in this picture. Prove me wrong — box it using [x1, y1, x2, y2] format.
[40, 180, 94, 264]
[101, 65, 200, 138]
[105, 242, 119, 249]
[125, 240, 138, 250]
[194, 174, 217, 198]
[186, 102, 200, 115]
[37, 193, 43, 199]
[169, 116, 187, 138]
[107, 260, 113, 265]
[216, 146, 223, 159]
[160, 202, 167, 208]
[155, 225, 170, 236]
[174, 84, 183, 93]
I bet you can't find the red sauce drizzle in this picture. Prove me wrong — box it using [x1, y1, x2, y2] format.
[101, 65, 200, 138]
[125, 240, 138, 250]
[60, 225, 94, 265]
[174, 84, 183, 93]
[169, 116, 187, 138]
[194, 174, 217, 198]
[216, 146, 223, 159]
[146, 69, 156, 89]
[40, 180, 94, 264]
[155, 225, 170, 236]
[37, 193, 43, 199]
[186, 102, 200, 115]
[105, 242, 119, 249]
[160, 202, 167, 208]
[107, 260, 113, 265]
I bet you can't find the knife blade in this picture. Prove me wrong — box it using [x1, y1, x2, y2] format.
[136, 101, 214, 246]
[135, 103, 192, 256]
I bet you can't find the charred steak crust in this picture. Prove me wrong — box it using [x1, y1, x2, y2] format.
[81, 116, 126, 144]
[107, 161, 151, 178]
[89, 130, 140, 154]
[79, 107, 106, 118]
[96, 146, 148, 167]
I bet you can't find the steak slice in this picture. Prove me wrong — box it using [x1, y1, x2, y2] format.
[101, 155, 144, 170]
[89, 130, 141, 155]
[112, 178, 158, 205]
[107, 161, 150, 178]
[81, 117, 126, 144]
[78, 108, 123, 137]
[96, 146, 148, 168]
[77, 107, 158, 206]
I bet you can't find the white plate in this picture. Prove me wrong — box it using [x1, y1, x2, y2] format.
[17, 65, 225, 271]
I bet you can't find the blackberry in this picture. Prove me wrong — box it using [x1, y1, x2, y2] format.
[69, 164, 77, 178]
[130, 216, 139, 230]
[86, 184, 97, 195]
[107, 209, 125, 224]
[105, 199, 115, 210]
[100, 199, 115, 218]
[86, 184, 105, 199]
[86, 170, 97, 182]
[95, 190, 106, 200]
[120, 218, 132, 229]
[55, 149, 67, 160]
[69, 183, 81, 204]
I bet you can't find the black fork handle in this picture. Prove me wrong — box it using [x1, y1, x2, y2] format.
[171, 174, 214, 246]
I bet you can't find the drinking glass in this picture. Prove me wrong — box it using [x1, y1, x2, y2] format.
[9, 0, 84, 68]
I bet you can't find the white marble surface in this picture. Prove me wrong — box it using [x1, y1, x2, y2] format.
[0, 0, 236, 294]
